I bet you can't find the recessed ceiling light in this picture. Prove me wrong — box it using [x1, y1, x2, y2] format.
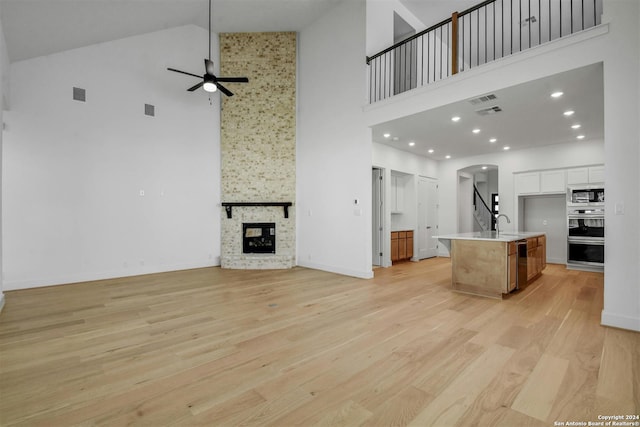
[428, 149, 434, 153]
[408, 141, 415, 146]
[383, 133, 391, 138]
[564, 110, 575, 116]
[489, 138, 497, 143]
[551, 91, 564, 98]
[451, 116, 461, 122]
[576, 135, 586, 140]
[472, 128, 481, 134]
[571, 124, 581, 129]
[392, 137, 399, 141]
[482, 166, 488, 170]
[503, 146, 510, 150]
[445, 155, 451, 159]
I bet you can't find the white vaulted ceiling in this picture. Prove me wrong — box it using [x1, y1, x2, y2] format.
[0, 0, 343, 62]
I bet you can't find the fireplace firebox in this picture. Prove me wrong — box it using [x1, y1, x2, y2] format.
[243, 223, 276, 254]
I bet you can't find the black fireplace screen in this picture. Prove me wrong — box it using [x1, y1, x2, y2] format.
[242, 223, 276, 254]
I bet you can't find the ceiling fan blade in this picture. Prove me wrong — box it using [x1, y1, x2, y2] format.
[205, 59, 215, 75]
[216, 83, 234, 97]
[187, 81, 204, 92]
[168, 68, 202, 79]
[215, 77, 249, 83]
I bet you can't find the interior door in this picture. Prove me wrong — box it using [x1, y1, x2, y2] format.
[372, 168, 383, 265]
[418, 176, 438, 259]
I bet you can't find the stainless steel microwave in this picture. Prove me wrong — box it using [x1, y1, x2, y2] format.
[567, 185, 604, 207]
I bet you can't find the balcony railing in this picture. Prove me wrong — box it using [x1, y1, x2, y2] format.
[366, 0, 602, 103]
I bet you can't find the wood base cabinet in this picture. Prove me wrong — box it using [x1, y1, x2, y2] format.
[391, 230, 414, 263]
[449, 234, 547, 299]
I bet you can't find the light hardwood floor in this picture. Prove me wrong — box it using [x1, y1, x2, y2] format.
[0, 259, 638, 426]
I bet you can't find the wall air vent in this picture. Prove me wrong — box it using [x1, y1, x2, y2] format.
[144, 104, 155, 117]
[73, 87, 86, 102]
[475, 105, 503, 116]
[468, 93, 497, 105]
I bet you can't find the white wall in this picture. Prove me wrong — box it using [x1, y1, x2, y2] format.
[372, 142, 438, 177]
[297, 0, 372, 278]
[366, 0, 426, 56]
[0, 1, 7, 310]
[3, 25, 222, 290]
[523, 195, 567, 264]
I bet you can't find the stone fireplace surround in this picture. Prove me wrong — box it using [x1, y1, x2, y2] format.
[220, 205, 295, 269]
[219, 32, 296, 270]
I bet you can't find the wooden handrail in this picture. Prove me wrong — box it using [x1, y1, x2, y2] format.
[451, 12, 459, 75]
[366, 16, 452, 64]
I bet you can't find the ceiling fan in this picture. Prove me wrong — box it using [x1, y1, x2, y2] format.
[167, 0, 248, 97]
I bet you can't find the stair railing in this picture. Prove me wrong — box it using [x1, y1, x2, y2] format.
[473, 184, 495, 231]
[367, 0, 602, 103]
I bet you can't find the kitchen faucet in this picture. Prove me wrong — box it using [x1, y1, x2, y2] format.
[496, 214, 511, 236]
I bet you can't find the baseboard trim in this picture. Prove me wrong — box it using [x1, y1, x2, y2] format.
[297, 261, 373, 279]
[601, 310, 640, 332]
[3, 260, 221, 291]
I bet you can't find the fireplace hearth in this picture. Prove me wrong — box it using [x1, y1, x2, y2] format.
[243, 223, 276, 254]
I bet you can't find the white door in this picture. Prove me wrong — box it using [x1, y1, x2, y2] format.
[418, 176, 438, 259]
[372, 168, 383, 265]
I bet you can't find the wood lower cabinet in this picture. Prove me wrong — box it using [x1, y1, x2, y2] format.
[391, 230, 414, 263]
[527, 236, 546, 281]
[508, 242, 518, 293]
[449, 234, 547, 299]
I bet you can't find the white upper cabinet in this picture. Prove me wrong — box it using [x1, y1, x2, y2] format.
[516, 165, 603, 196]
[516, 170, 565, 195]
[567, 166, 604, 184]
[390, 173, 405, 213]
[540, 170, 566, 193]
[515, 172, 541, 194]
[567, 168, 589, 184]
[588, 166, 605, 183]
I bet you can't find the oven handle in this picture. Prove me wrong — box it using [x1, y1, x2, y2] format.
[568, 215, 604, 220]
[568, 237, 605, 245]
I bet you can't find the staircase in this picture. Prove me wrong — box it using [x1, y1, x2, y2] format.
[473, 184, 494, 232]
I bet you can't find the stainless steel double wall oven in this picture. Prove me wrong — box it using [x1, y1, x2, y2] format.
[567, 185, 604, 269]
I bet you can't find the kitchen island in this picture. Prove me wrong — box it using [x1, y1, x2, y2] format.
[437, 232, 546, 299]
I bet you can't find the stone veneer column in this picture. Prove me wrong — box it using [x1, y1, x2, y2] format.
[219, 32, 296, 269]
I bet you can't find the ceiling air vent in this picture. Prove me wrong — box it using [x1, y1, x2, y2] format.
[475, 105, 503, 116]
[468, 93, 497, 105]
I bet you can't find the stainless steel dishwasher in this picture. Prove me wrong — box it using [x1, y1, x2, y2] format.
[517, 240, 528, 290]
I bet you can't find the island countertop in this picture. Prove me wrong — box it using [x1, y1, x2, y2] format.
[435, 231, 545, 242]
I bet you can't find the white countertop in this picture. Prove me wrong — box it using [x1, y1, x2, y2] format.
[435, 231, 545, 242]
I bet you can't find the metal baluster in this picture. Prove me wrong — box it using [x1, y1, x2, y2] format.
[462, 17, 465, 72]
[571, 0, 574, 34]
[421, 34, 424, 87]
[519, 0, 522, 52]
[476, 9, 479, 67]
[528, 0, 531, 49]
